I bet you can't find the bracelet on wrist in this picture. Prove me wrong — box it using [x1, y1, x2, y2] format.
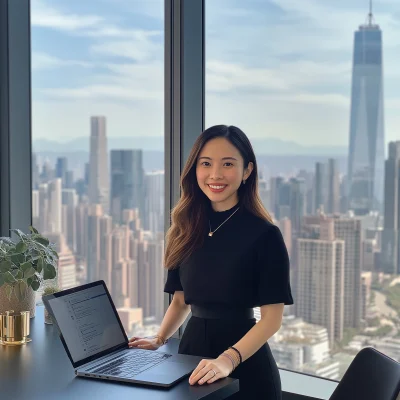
[225, 349, 240, 368]
[220, 353, 236, 373]
[229, 346, 243, 364]
[154, 334, 168, 345]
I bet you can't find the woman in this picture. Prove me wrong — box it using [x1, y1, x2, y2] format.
[129, 125, 294, 399]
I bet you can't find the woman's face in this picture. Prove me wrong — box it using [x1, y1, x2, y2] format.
[196, 137, 253, 211]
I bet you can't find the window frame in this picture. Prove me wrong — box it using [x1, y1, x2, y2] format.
[0, 0, 32, 237]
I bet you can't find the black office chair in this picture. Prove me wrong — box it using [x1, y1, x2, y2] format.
[329, 347, 400, 400]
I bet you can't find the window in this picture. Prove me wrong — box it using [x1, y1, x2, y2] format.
[31, 0, 165, 338]
[206, 0, 400, 381]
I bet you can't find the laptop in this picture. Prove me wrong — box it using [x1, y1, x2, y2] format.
[42, 280, 203, 388]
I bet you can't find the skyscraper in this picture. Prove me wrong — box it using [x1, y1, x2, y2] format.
[56, 157, 68, 187]
[314, 162, 326, 213]
[333, 216, 362, 329]
[48, 178, 62, 234]
[110, 150, 145, 225]
[145, 171, 164, 233]
[62, 189, 78, 252]
[88, 116, 109, 213]
[347, 2, 385, 215]
[296, 216, 345, 346]
[327, 159, 340, 214]
[290, 177, 306, 236]
[381, 141, 400, 274]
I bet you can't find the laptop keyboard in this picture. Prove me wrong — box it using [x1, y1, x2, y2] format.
[86, 349, 173, 378]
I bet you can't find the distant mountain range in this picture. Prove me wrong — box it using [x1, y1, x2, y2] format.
[33, 136, 347, 156]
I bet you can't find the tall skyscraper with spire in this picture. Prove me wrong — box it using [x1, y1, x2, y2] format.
[347, 1, 385, 215]
[88, 116, 109, 213]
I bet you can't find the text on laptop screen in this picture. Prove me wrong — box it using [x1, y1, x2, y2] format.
[48, 285, 126, 363]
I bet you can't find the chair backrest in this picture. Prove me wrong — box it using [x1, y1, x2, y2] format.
[329, 347, 400, 400]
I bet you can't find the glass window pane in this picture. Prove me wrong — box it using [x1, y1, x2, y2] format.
[31, 0, 164, 338]
[206, 0, 400, 381]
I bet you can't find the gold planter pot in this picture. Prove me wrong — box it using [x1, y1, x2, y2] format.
[0, 310, 32, 345]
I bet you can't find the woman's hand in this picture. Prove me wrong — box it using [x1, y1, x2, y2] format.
[189, 355, 233, 385]
[128, 336, 163, 350]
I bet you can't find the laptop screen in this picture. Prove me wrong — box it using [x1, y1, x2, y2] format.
[46, 283, 127, 364]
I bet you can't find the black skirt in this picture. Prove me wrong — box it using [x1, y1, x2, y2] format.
[178, 316, 282, 400]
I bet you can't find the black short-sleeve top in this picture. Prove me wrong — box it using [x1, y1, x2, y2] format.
[164, 203, 294, 308]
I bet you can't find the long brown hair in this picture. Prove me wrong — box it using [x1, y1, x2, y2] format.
[164, 125, 273, 270]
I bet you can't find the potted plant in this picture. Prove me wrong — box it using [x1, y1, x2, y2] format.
[0, 226, 58, 318]
[42, 285, 60, 324]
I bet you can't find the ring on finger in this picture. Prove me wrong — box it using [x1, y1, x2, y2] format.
[211, 369, 217, 377]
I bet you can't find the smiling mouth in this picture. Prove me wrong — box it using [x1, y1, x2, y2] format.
[207, 184, 227, 192]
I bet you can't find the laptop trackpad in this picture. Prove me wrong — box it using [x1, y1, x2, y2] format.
[134, 362, 192, 386]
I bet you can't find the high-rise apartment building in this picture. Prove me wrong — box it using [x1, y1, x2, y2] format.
[296, 217, 345, 346]
[333, 216, 362, 329]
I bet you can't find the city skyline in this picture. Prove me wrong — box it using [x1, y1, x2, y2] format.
[31, 0, 400, 146]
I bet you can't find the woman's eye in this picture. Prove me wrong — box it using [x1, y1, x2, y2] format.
[224, 162, 233, 167]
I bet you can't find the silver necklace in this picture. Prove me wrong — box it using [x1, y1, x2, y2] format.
[208, 207, 240, 237]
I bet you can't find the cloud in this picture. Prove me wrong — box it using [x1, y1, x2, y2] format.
[90, 32, 162, 62]
[39, 61, 163, 101]
[32, 52, 92, 70]
[31, 0, 162, 40]
[207, 61, 289, 92]
[31, 0, 103, 31]
[207, 60, 350, 94]
[99, 0, 163, 20]
[275, 93, 349, 107]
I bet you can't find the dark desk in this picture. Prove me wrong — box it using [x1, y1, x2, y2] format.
[0, 306, 239, 400]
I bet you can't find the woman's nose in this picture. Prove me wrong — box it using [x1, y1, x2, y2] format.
[209, 167, 223, 179]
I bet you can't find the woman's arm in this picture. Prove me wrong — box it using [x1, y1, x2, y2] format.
[189, 303, 284, 385]
[226, 303, 284, 362]
[157, 291, 191, 341]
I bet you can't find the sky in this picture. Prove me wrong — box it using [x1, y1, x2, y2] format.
[32, 0, 400, 147]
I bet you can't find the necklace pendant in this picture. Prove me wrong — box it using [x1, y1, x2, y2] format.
[208, 232, 213, 237]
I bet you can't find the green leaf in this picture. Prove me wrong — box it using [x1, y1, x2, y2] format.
[0, 260, 11, 273]
[3, 271, 16, 283]
[16, 241, 27, 253]
[5, 284, 13, 300]
[15, 281, 28, 300]
[11, 269, 19, 278]
[34, 236, 50, 246]
[11, 253, 24, 265]
[29, 226, 39, 234]
[31, 280, 40, 291]
[24, 267, 36, 279]
[15, 270, 23, 280]
[36, 258, 44, 273]
[43, 264, 56, 280]
[20, 261, 31, 272]
[27, 277, 33, 287]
